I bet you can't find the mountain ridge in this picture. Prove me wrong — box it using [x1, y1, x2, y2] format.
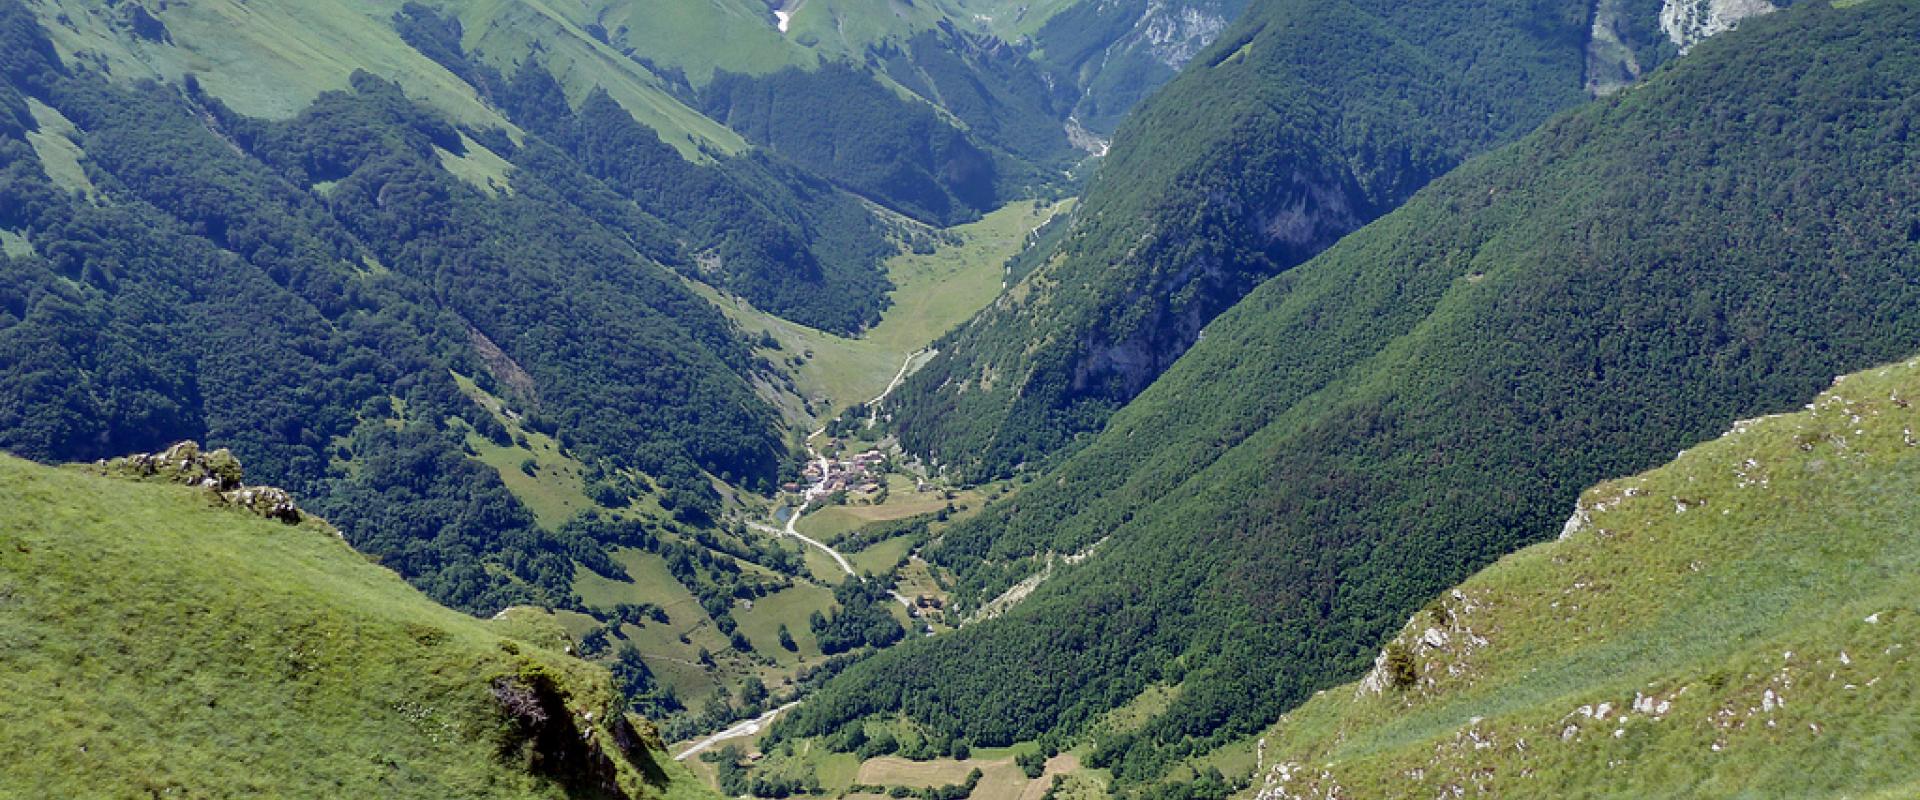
[884, 0, 1608, 482]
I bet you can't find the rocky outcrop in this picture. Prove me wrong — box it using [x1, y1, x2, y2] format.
[95, 441, 306, 525]
[98, 441, 245, 491]
[124, 4, 172, 44]
[221, 485, 303, 524]
[1136, 1, 1233, 70]
[491, 667, 667, 799]
[1660, 0, 1777, 54]
[1356, 589, 1491, 698]
[1067, 163, 1368, 405]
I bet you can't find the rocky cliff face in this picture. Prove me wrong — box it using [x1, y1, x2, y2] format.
[491, 666, 672, 799]
[1133, 0, 1236, 70]
[1065, 161, 1368, 403]
[1660, 0, 1778, 53]
[1032, 0, 1248, 133]
[1584, 0, 1649, 95]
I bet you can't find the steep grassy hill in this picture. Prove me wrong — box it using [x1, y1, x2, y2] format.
[884, 0, 1691, 481]
[776, 0, 1920, 788]
[0, 449, 714, 799]
[1240, 355, 1920, 798]
[27, 0, 736, 155]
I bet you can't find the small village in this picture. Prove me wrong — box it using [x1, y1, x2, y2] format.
[779, 441, 939, 505]
[791, 445, 887, 498]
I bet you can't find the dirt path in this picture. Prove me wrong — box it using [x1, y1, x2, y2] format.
[872, 349, 929, 408]
[748, 518, 852, 576]
[674, 702, 799, 761]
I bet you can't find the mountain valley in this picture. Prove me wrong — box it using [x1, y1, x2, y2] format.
[4, 0, 1918, 797]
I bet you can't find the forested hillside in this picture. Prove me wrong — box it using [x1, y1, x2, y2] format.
[777, 1, 1920, 789]
[11, 0, 1272, 333]
[885, 0, 1641, 481]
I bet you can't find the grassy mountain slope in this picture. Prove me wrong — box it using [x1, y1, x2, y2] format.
[26, 0, 739, 158]
[0, 451, 714, 799]
[885, 0, 1606, 481]
[778, 0, 1920, 785]
[1243, 356, 1920, 798]
[36, 0, 902, 333]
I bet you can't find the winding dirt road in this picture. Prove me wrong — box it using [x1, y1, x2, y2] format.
[674, 702, 800, 761]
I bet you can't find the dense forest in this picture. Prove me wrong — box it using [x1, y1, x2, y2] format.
[884, 0, 1620, 481]
[702, 62, 1001, 227]
[777, 1, 1920, 787]
[702, 22, 1080, 226]
[0, 0, 784, 614]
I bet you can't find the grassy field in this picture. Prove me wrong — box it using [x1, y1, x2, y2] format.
[789, 742, 1107, 800]
[865, 199, 1072, 355]
[571, 547, 740, 706]
[23, 98, 95, 198]
[0, 453, 714, 799]
[704, 199, 1070, 425]
[1025, 767, 1109, 800]
[690, 281, 901, 427]
[436, 131, 516, 196]
[688, 735, 863, 794]
[856, 754, 1038, 796]
[736, 582, 836, 663]
[1090, 683, 1180, 736]
[796, 494, 947, 540]
[575, 548, 704, 622]
[797, 474, 983, 541]
[1214, 356, 1920, 797]
[0, 228, 31, 258]
[849, 536, 915, 577]
[889, 558, 952, 615]
[575, 0, 813, 83]
[801, 546, 850, 584]
[33, 0, 505, 127]
[452, 373, 596, 529]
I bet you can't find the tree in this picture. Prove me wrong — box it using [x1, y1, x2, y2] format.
[740, 676, 769, 707]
